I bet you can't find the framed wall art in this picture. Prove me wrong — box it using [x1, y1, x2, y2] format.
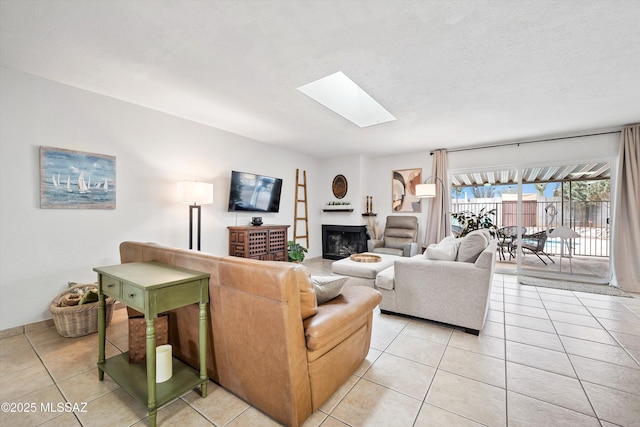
[332, 174, 348, 199]
[40, 146, 116, 209]
[392, 168, 421, 213]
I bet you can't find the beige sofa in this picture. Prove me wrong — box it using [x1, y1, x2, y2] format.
[374, 231, 497, 334]
[119, 242, 381, 427]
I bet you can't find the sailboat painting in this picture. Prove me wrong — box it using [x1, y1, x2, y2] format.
[40, 146, 116, 209]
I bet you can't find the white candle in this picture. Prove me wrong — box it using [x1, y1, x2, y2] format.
[156, 344, 172, 383]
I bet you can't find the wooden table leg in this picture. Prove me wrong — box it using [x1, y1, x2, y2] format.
[199, 301, 208, 398]
[146, 316, 157, 427]
[97, 286, 105, 381]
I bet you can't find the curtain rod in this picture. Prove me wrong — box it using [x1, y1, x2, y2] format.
[430, 130, 621, 155]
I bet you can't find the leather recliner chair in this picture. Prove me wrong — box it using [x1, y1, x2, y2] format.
[367, 215, 419, 257]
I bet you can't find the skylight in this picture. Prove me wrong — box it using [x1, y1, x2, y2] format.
[297, 71, 396, 128]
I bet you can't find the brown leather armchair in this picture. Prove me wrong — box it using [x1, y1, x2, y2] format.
[367, 215, 419, 256]
[119, 241, 381, 427]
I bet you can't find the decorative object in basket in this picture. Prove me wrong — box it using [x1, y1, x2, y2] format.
[49, 283, 115, 337]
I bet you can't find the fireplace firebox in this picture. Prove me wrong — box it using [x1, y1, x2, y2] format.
[322, 225, 368, 260]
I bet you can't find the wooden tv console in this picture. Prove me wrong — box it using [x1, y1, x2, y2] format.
[228, 225, 290, 261]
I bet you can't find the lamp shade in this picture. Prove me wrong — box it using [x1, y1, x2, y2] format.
[177, 181, 213, 205]
[415, 183, 437, 198]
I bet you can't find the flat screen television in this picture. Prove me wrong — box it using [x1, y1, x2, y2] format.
[227, 170, 283, 213]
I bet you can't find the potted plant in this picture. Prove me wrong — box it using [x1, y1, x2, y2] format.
[450, 207, 496, 238]
[287, 241, 308, 263]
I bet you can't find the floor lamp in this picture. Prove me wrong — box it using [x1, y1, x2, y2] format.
[415, 176, 447, 244]
[177, 181, 213, 251]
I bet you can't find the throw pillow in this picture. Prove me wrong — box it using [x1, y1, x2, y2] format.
[311, 275, 348, 304]
[456, 231, 489, 263]
[424, 236, 460, 261]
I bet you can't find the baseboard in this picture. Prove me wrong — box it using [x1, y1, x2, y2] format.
[0, 318, 55, 339]
[0, 301, 126, 339]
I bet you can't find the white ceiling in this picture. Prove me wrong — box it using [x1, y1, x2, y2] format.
[2, 0, 639, 158]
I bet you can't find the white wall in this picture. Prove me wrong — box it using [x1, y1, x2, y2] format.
[318, 153, 434, 244]
[364, 153, 432, 244]
[319, 155, 366, 226]
[0, 66, 622, 330]
[0, 67, 320, 330]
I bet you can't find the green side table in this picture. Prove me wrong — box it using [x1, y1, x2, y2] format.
[94, 261, 210, 427]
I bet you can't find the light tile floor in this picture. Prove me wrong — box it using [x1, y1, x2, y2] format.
[1, 265, 639, 426]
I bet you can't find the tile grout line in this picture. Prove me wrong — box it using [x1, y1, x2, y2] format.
[409, 313, 456, 427]
[322, 311, 408, 426]
[537, 288, 602, 425]
[316, 259, 511, 425]
[503, 279, 617, 425]
[23, 331, 84, 426]
[577, 297, 640, 367]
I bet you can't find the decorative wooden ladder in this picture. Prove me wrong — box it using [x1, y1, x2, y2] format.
[293, 169, 309, 249]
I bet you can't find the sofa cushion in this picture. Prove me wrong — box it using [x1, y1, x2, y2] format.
[456, 230, 489, 263]
[384, 235, 412, 250]
[373, 246, 404, 256]
[424, 236, 460, 261]
[303, 286, 383, 353]
[375, 266, 395, 290]
[312, 275, 348, 304]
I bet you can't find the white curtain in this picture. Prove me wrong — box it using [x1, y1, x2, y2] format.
[424, 149, 450, 245]
[613, 124, 640, 292]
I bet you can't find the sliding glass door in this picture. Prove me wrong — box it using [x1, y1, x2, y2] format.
[450, 167, 519, 275]
[519, 170, 611, 282]
[450, 163, 611, 283]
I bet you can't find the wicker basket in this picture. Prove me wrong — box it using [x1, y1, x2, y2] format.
[49, 284, 115, 337]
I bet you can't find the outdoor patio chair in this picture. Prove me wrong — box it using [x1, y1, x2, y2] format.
[519, 231, 555, 265]
[496, 226, 526, 261]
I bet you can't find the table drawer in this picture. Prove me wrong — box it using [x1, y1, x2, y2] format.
[102, 276, 121, 299]
[122, 283, 145, 310]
